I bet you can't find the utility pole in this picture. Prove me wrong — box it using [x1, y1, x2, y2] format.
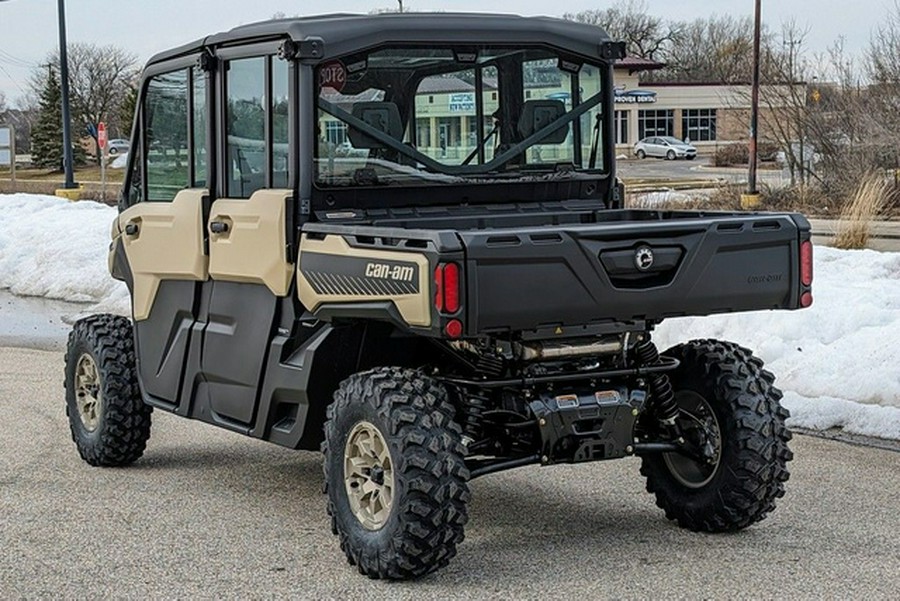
[397, 0, 404, 12]
[57, 0, 77, 191]
[742, 0, 762, 210]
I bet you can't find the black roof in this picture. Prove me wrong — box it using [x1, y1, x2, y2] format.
[148, 13, 612, 65]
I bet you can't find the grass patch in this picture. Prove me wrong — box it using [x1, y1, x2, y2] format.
[832, 173, 892, 250]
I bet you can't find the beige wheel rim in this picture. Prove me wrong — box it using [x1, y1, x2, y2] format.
[75, 353, 102, 432]
[344, 421, 395, 531]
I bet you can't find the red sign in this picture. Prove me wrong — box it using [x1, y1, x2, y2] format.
[98, 122, 107, 149]
[319, 61, 346, 93]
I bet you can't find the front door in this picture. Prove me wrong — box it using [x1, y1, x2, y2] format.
[116, 188, 209, 405]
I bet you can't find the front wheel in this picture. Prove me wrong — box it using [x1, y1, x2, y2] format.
[640, 339, 792, 532]
[64, 314, 152, 466]
[323, 367, 470, 580]
[636, 149, 646, 159]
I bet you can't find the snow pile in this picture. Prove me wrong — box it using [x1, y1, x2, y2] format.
[632, 190, 697, 206]
[110, 152, 129, 169]
[0, 193, 130, 315]
[655, 245, 900, 439]
[1, 193, 899, 439]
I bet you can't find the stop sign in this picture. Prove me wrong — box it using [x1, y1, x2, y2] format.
[98, 122, 107, 149]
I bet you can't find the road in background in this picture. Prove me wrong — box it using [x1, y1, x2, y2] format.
[618, 157, 790, 186]
[1, 346, 898, 598]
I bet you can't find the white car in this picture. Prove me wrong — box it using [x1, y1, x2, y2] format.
[634, 136, 697, 160]
[107, 138, 130, 155]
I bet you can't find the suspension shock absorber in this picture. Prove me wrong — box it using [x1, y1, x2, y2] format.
[635, 337, 679, 426]
[459, 388, 489, 446]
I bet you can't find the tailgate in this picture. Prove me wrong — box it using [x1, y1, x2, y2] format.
[459, 213, 810, 334]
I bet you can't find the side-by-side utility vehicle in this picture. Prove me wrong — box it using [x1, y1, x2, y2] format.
[64, 13, 811, 580]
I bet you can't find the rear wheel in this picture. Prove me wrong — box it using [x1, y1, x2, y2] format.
[636, 149, 646, 159]
[323, 367, 470, 579]
[64, 314, 152, 466]
[641, 339, 792, 532]
[666, 149, 676, 160]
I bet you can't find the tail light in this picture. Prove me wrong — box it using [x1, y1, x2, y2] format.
[800, 240, 813, 287]
[435, 262, 463, 338]
[434, 262, 460, 313]
[799, 240, 813, 308]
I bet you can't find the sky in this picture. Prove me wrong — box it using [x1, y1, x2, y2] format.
[0, 0, 893, 104]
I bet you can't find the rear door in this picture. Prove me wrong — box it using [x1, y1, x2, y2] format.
[114, 63, 210, 406]
[193, 51, 295, 429]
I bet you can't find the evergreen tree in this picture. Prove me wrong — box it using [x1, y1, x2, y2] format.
[30, 67, 85, 170]
[31, 68, 63, 169]
[119, 84, 138, 140]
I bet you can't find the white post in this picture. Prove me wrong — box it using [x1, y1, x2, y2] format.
[100, 145, 107, 202]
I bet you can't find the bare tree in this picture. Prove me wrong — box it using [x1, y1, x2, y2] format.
[564, 1, 679, 61]
[869, 1, 900, 85]
[31, 43, 138, 162]
[658, 15, 764, 83]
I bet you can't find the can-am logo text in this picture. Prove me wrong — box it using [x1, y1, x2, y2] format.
[365, 263, 415, 282]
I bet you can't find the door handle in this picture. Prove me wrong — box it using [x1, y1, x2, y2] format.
[125, 223, 139, 236]
[210, 221, 229, 234]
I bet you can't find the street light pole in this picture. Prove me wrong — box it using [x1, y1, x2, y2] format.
[741, 0, 763, 208]
[57, 0, 76, 189]
[746, 0, 762, 202]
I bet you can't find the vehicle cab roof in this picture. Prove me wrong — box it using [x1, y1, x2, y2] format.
[147, 13, 613, 66]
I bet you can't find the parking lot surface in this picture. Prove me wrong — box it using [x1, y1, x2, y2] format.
[2, 346, 899, 599]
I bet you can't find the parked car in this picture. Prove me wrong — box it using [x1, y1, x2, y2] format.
[634, 136, 697, 160]
[107, 138, 130, 155]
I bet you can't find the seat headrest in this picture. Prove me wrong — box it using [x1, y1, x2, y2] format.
[348, 102, 404, 149]
[518, 99, 569, 145]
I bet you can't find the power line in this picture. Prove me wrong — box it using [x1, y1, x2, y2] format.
[0, 48, 35, 69]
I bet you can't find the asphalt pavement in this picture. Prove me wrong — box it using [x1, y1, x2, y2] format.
[617, 157, 791, 186]
[1, 345, 899, 599]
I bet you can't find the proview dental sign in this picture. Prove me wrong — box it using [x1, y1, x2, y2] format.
[614, 89, 658, 104]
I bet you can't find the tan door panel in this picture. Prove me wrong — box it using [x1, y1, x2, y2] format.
[207, 189, 294, 297]
[297, 234, 432, 327]
[118, 189, 209, 321]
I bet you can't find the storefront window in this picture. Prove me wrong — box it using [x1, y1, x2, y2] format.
[638, 109, 674, 139]
[683, 109, 717, 142]
[614, 110, 629, 145]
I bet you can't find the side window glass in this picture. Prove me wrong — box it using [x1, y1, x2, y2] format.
[272, 58, 290, 188]
[126, 129, 143, 204]
[192, 71, 207, 188]
[226, 57, 266, 198]
[145, 69, 189, 201]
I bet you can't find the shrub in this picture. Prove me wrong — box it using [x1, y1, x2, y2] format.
[832, 172, 891, 249]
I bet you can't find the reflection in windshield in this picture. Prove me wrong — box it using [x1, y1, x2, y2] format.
[316, 47, 606, 187]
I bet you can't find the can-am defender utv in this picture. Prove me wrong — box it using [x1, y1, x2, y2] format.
[64, 13, 808, 580]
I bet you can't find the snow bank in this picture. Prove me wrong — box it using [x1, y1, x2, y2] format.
[110, 152, 129, 169]
[0, 193, 130, 316]
[655, 245, 900, 438]
[1, 193, 899, 439]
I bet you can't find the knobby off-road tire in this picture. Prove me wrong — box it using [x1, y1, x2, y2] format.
[641, 339, 792, 532]
[64, 314, 152, 466]
[323, 367, 470, 580]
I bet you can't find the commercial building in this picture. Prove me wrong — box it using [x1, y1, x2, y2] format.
[319, 56, 798, 162]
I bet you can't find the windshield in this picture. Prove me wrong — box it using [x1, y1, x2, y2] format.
[315, 46, 607, 188]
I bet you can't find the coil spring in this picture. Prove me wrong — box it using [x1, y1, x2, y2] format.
[459, 388, 489, 443]
[635, 339, 679, 424]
